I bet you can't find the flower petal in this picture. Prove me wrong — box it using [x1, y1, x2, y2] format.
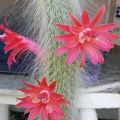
[82, 10, 90, 26]
[90, 5, 106, 26]
[54, 34, 75, 41]
[79, 47, 86, 67]
[65, 36, 79, 48]
[49, 112, 59, 120]
[94, 23, 117, 32]
[7, 47, 26, 68]
[96, 49, 104, 64]
[24, 108, 31, 114]
[52, 92, 65, 99]
[49, 80, 56, 91]
[93, 37, 114, 51]
[16, 97, 37, 108]
[41, 76, 48, 86]
[4, 40, 23, 53]
[28, 108, 39, 120]
[46, 102, 54, 113]
[68, 13, 82, 27]
[19, 88, 37, 94]
[66, 46, 79, 64]
[84, 45, 104, 64]
[55, 45, 69, 56]
[69, 26, 82, 35]
[22, 81, 40, 90]
[55, 23, 70, 32]
[40, 106, 48, 120]
[97, 32, 119, 41]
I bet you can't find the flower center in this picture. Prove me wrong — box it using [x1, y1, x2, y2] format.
[79, 28, 95, 43]
[32, 90, 50, 104]
[38, 90, 50, 104]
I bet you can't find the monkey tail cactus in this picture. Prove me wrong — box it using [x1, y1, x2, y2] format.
[21, 0, 84, 119]
[21, 0, 109, 119]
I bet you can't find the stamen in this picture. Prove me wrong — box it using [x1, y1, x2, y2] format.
[79, 28, 94, 43]
[39, 90, 50, 104]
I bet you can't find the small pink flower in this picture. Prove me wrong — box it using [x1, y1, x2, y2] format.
[0, 25, 42, 68]
[16, 77, 68, 120]
[54, 5, 119, 67]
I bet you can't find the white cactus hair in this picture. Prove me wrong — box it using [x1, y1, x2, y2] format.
[19, 0, 103, 119]
[13, 0, 108, 119]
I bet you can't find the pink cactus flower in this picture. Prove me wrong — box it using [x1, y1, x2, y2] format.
[16, 77, 68, 120]
[0, 25, 42, 68]
[54, 5, 119, 67]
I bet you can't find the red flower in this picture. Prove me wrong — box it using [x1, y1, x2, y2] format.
[54, 5, 119, 67]
[16, 77, 68, 120]
[0, 25, 42, 68]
